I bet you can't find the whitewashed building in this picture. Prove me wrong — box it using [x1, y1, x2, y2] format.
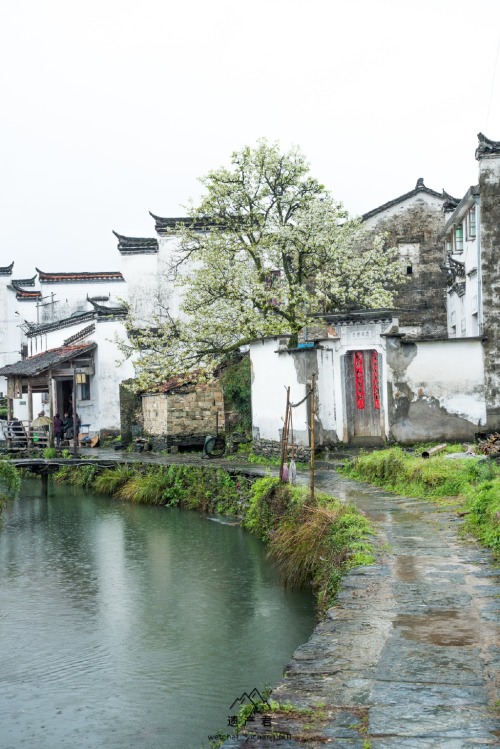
[251, 134, 500, 448]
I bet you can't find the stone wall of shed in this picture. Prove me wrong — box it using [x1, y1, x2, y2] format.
[142, 382, 225, 438]
[478, 154, 500, 430]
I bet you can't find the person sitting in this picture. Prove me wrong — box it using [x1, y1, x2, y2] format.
[62, 412, 74, 440]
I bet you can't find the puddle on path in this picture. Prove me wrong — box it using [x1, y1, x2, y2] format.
[394, 610, 477, 647]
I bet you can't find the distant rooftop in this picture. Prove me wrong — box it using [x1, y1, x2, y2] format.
[0, 261, 14, 276]
[476, 132, 500, 159]
[149, 213, 215, 235]
[10, 281, 42, 301]
[36, 268, 125, 283]
[113, 231, 158, 255]
[362, 179, 451, 221]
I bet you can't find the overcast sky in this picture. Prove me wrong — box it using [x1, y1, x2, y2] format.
[1, 0, 500, 276]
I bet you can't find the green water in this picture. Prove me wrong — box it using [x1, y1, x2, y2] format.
[0, 481, 315, 748]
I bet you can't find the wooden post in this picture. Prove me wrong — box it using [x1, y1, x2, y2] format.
[310, 373, 316, 502]
[48, 369, 54, 447]
[72, 369, 78, 457]
[27, 380, 33, 423]
[6, 392, 13, 450]
[280, 387, 290, 480]
[27, 380, 33, 449]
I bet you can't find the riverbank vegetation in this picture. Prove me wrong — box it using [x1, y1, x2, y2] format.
[53, 463, 374, 615]
[0, 460, 21, 508]
[342, 447, 500, 556]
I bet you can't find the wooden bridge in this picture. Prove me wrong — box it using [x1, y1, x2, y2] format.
[9, 455, 270, 497]
[11, 458, 121, 496]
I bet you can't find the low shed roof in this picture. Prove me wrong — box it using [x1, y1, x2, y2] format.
[0, 343, 96, 378]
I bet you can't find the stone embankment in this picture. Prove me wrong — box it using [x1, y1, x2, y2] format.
[221, 469, 500, 748]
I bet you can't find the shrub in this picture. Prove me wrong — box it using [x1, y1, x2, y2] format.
[464, 478, 500, 555]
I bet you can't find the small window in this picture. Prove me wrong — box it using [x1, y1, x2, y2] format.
[455, 224, 464, 252]
[77, 375, 91, 401]
[406, 265, 413, 275]
[468, 207, 476, 239]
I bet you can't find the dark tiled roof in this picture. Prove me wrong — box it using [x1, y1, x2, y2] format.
[442, 190, 460, 212]
[10, 281, 42, 301]
[439, 185, 480, 239]
[26, 312, 95, 337]
[63, 324, 96, 346]
[362, 179, 446, 221]
[149, 213, 214, 235]
[0, 343, 96, 377]
[476, 132, 500, 159]
[0, 261, 14, 276]
[12, 275, 36, 287]
[112, 231, 159, 254]
[36, 268, 125, 283]
[26, 300, 126, 338]
[87, 299, 127, 316]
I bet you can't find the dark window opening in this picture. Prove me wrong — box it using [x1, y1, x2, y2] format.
[406, 265, 413, 275]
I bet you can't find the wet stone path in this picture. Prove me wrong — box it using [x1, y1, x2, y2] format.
[220, 469, 500, 749]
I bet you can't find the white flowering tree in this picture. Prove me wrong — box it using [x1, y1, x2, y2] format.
[125, 140, 403, 389]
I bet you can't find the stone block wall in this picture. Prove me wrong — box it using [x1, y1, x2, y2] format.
[253, 438, 311, 461]
[363, 193, 448, 338]
[142, 382, 225, 439]
[478, 153, 500, 430]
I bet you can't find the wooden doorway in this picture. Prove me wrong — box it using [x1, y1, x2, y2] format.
[345, 350, 382, 443]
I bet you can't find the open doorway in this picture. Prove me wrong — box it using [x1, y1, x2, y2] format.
[57, 379, 74, 417]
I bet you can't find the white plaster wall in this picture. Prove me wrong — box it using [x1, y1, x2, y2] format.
[26, 316, 134, 433]
[38, 280, 127, 323]
[250, 339, 309, 444]
[404, 340, 486, 425]
[91, 319, 135, 431]
[316, 347, 336, 432]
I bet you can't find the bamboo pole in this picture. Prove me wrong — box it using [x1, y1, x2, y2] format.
[280, 387, 290, 481]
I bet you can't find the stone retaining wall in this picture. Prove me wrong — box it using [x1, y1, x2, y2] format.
[253, 438, 311, 461]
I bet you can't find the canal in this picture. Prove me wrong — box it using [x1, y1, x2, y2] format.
[0, 480, 316, 749]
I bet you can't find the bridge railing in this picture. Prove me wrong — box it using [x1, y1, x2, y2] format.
[0, 420, 49, 450]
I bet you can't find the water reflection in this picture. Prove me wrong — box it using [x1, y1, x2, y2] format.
[0, 480, 315, 749]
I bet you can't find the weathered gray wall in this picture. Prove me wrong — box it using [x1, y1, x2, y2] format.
[364, 196, 448, 338]
[478, 154, 500, 430]
[386, 336, 486, 443]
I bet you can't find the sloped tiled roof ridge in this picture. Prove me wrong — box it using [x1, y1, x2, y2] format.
[112, 231, 158, 254]
[36, 268, 124, 283]
[149, 212, 215, 235]
[0, 261, 14, 276]
[362, 178, 448, 221]
[10, 281, 42, 300]
[476, 132, 500, 159]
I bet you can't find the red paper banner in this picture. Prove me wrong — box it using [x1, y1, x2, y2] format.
[354, 351, 365, 409]
[372, 350, 380, 409]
